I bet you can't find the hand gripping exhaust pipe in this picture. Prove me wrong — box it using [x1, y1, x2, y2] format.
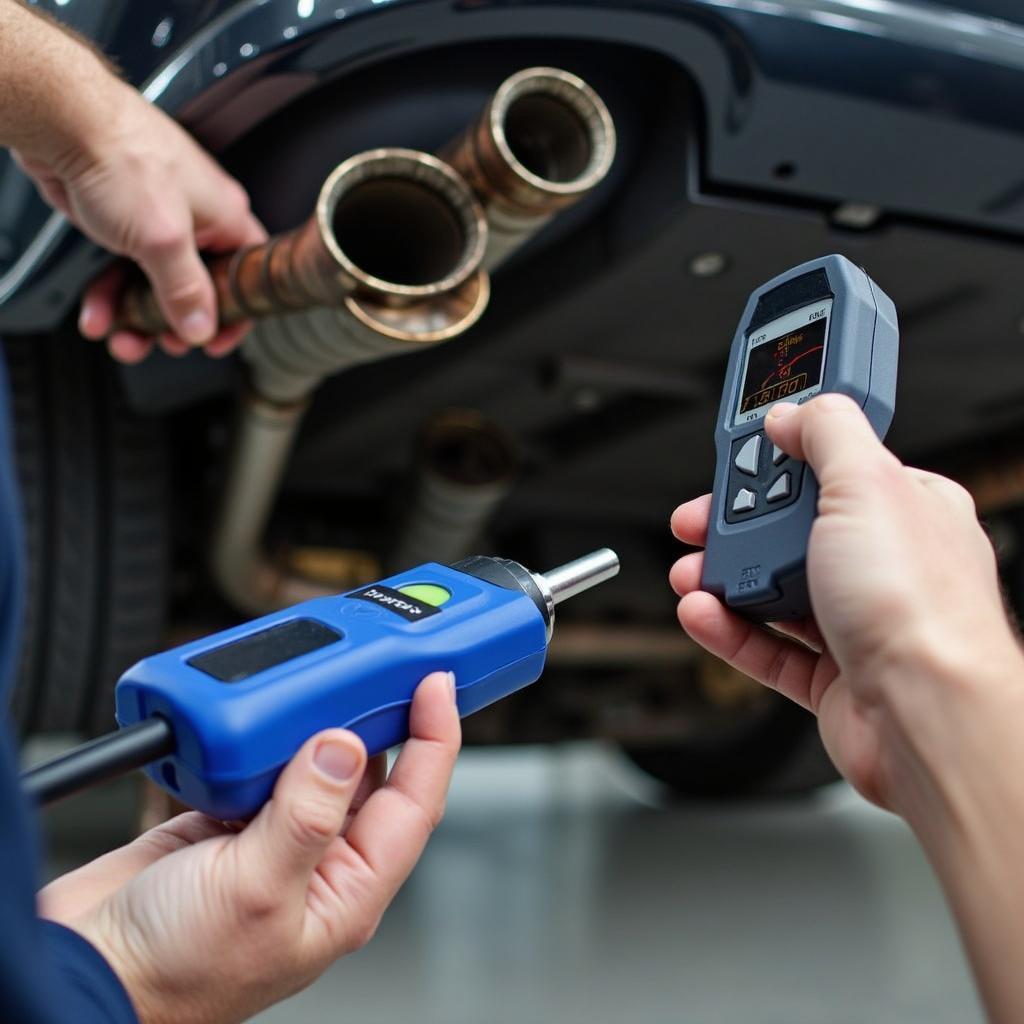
[443, 67, 616, 269]
[115, 149, 488, 361]
[207, 151, 490, 613]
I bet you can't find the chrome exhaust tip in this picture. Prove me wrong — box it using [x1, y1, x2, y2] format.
[313, 148, 486, 309]
[444, 66, 617, 266]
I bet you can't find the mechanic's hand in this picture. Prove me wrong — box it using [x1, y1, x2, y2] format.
[39, 672, 460, 1024]
[13, 75, 265, 364]
[670, 394, 1024, 817]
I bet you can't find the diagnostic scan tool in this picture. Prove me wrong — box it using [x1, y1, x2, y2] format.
[701, 254, 898, 621]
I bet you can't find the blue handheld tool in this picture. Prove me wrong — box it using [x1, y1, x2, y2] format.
[701, 254, 898, 621]
[21, 549, 619, 817]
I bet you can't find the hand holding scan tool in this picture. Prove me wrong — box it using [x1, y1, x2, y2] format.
[701, 255, 898, 621]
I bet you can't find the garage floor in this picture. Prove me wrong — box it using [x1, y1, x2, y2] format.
[40, 744, 983, 1024]
[261, 745, 981, 1024]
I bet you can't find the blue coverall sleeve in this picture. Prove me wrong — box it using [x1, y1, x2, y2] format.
[0, 725, 139, 1024]
[38, 921, 139, 1022]
[0, 350, 138, 1023]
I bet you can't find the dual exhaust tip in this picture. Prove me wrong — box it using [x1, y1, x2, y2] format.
[116, 67, 616, 344]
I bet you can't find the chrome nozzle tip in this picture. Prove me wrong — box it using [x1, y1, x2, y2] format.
[539, 548, 620, 605]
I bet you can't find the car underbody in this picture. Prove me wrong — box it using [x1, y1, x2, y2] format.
[3, 0, 1024, 796]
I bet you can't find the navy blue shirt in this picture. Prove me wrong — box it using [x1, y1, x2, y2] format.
[0, 355, 138, 1023]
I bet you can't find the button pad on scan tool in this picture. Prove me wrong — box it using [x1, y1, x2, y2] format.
[725, 430, 803, 524]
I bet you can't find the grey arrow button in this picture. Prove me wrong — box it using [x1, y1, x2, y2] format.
[772, 444, 787, 465]
[732, 488, 757, 513]
[766, 473, 791, 502]
[734, 434, 761, 476]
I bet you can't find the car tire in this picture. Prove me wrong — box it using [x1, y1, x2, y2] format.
[4, 333, 168, 737]
[622, 694, 838, 799]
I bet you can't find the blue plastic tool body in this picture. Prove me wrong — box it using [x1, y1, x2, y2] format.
[115, 562, 547, 819]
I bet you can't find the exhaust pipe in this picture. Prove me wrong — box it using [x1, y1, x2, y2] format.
[390, 409, 517, 573]
[206, 71, 615, 613]
[208, 392, 330, 612]
[384, 70, 616, 571]
[206, 152, 490, 613]
[241, 149, 490, 402]
[443, 67, 616, 269]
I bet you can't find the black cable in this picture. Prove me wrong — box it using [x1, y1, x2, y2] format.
[19, 717, 176, 806]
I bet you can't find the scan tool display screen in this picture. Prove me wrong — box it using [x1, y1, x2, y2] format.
[734, 298, 832, 425]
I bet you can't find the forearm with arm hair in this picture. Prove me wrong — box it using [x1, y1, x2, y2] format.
[0, 0, 114, 166]
[0, 0, 266, 360]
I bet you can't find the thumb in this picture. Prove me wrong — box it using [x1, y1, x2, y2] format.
[132, 215, 217, 345]
[239, 729, 368, 896]
[764, 394, 899, 488]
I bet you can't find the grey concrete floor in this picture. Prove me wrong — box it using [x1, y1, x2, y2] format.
[39, 743, 983, 1024]
[253, 745, 981, 1024]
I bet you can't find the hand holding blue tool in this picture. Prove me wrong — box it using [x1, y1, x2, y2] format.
[21, 549, 619, 818]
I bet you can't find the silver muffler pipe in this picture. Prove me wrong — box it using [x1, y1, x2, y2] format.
[389, 409, 517, 573]
[211, 151, 489, 613]
[443, 67, 616, 269]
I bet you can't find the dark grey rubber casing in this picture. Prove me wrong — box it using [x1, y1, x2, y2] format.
[701, 254, 899, 622]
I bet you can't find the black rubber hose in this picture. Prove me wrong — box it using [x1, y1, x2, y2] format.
[19, 717, 176, 806]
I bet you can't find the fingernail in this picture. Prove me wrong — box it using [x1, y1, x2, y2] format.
[78, 303, 95, 337]
[447, 671, 457, 700]
[768, 403, 798, 420]
[314, 739, 359, 781]
[180, 310, 213, 345]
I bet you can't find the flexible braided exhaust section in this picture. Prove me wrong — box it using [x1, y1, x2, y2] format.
[241, 275, 489, 404]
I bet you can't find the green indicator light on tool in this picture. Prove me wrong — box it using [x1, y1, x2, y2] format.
[397, 583, 452, 607]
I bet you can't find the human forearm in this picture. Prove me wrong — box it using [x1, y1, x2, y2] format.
[895, 662, 1024, 1024]
[0, 0, 265, 360]
[0, 1, 118, 169]
[825, 607, 1024, 1021]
